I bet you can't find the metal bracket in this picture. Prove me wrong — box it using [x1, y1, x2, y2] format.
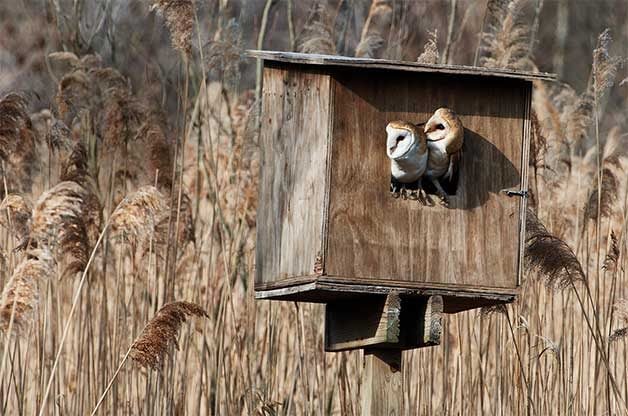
[500, 188, 529, 198]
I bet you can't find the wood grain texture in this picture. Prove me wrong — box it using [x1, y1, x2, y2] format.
[254, 64, 331, 286]
[246, 50, 557, 82]
[361, 349, 403, 416]
[325, 68, 528, 291]
[325, 292, 400, 351]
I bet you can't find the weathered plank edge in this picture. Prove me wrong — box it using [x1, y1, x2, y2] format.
[319, 71, 336, 277]
[246, 50, 557, 82]
[518, 82, 533, 286]
[254, 277, 518, 302]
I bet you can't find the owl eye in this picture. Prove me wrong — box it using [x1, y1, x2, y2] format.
[395, 135, 404, 143]
[436, 124, 445, 130]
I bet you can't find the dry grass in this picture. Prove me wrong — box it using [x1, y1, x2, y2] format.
[0, 0, 626, 415]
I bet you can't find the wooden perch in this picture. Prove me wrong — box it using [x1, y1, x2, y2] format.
[325, 294, 443, 351]
[325, 293, 401, 351]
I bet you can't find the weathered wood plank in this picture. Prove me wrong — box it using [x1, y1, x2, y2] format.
[246, 49, 557, 82]
[255, 279, 515, 313]
[325, 293, 400, 351]
[254, 64, 332, 285]
[361, 349, 403, 416]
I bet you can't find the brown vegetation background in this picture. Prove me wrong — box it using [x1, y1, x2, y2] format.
[0, 0, 627, 414]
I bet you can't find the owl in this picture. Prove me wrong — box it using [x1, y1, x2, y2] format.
[424, 107, 464, 206]
[386, 121, 429, 202]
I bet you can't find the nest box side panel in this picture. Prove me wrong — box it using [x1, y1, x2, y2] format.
[255, 64, 332, 287]
[325, 70, 528, 291]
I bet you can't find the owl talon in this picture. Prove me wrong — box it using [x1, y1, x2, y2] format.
[390, 183, 400, 198]
[437, 194, 449, 207]
[416, 188, 428, 205]
[408, 190, 419, 200]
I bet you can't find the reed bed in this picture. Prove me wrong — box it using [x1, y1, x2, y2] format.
[0, 0, 627, 414]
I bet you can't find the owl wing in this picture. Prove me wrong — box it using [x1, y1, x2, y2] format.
[444, 139, 463, 182]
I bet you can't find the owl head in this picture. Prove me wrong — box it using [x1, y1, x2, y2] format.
[386, 121, 423, 160]
[424, 108, 463, 144]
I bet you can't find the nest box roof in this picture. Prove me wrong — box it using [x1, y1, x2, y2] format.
[247, 50, 557, 82]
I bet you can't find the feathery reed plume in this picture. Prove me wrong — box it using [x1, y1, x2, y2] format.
[355, 0, 391, 58]
[93, 70, 136, 150]
[297, 3, 336, 55]
[30, 181, 92, 278]
[480, 0, 532, 70]
[0, 93, 29, 160]
[59, 140, 103, 247]
[417, 30, 439, 64]
[592, 29, 623, 102]
[130, 301, 208, 369]
[529, 111, 547, 170]
[205, 18, 243, 89]
[58, 216, 89, 280]
[101, 88, 129, 149]
[45, 118, 73, 152]
[109, 186, 169, 249]
[584, 167, 618, 222]
[0, 92, 38, 194]
[554, 85, 594, 146]
[60, 140, 89, 183]
[603, 231, 620, 272]
[0, 248, 54, 335]
[55, 70, 91, 123]
[0, 194, 32, 245]
[135, 120, 173, 191]
[525, 209, 585, 289]
[584, 128, 624, 222]
[610, 299, 628, 342]
[30, 181, 87, 248]
[149, 0, 194, 56]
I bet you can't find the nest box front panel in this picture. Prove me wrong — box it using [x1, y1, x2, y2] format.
[325, 70, 530, 290]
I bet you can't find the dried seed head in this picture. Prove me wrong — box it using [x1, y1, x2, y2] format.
[0, 248, 55, 335]
[610, 299, 628, 342]
[135, 121, 173, 191]
[0, 194, 32, 243]
[130, 301, 208, 369]
[0, 92, 38, 194]
[417, 30, 439, 64]
[480, 0, 532, 70]
[30, 181, 87, 248]
[110, 186, 169, 248]
[592, 29, 622, 102]
[524, 209, 586, 289]
[298, 3, 336, 55]
[603, 231, 620, 272]
[150, 0, 195, 55]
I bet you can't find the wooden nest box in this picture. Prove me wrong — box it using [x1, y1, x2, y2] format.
[251, 50, 555, 350]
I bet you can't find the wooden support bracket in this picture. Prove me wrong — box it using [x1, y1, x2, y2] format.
[324, 294, 443, 351]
